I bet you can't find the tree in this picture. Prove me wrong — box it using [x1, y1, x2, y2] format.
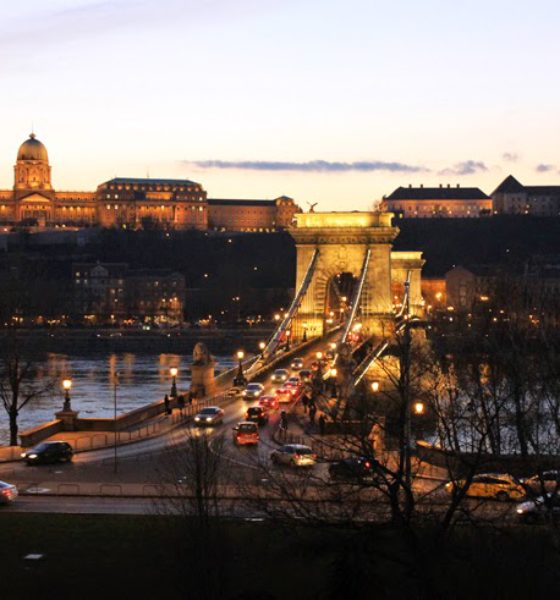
[0, 332, 54, 446]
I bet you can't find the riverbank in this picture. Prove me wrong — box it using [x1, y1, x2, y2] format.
[0, 327, 274, 355]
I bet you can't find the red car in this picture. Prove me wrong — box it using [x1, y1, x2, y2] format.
[284, 381, 300, 396]
[232, 422, 259, 446]
[276, 386, 292, 403]
[259, 395, 279, 411]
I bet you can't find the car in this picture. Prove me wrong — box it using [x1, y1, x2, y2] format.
[0, 481, 18, 504]
[245, 406, 269, 426]
[522, 470, 560, 495]
[259, 395, 279, 411]
[516, 494, 560, 523]
[284, 381, 300, 396]
[290, 357, 304, 371]
[271, 369, 290, 384]
[270, 444, 317, 467]
[445, 473, 526, 502]
[232, 422, 259, 446]
[299, 369, 312, 383]
[226, 386, 244, 398]
[193, 406, 224, 426]
[21, 441, 73, 465]
[242, 382, 265, 400]
[275, 386, 292, 403]
[287, 375, 301, 386]
[325, 349, 335, 360]
[310, 360, 320, 372]
[328, 457, 381, 483]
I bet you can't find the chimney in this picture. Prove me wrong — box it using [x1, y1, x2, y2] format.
[420, 183, 423, 188]
[456, 183, 460, 188]
[408, 184, 412, 188]
[447, 183, 450, 188]
[439, 184, 442, 188]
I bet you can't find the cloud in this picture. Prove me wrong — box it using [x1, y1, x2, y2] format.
[502, 152, 519, 162]
[185, 159, 428, 174]
[536, 163, 555, 173]
[438, 160, 488, 176]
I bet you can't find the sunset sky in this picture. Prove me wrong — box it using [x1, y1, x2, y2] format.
[1, 0, 559, 210]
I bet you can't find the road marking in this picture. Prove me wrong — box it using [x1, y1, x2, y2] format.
[25, 486, 51, 494]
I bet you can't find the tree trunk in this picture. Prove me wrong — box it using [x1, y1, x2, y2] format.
[9, 407, 18, 447]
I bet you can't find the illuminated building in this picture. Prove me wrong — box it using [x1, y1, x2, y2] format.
[492, 175, 560, 216]
[0, 133, 300, 231]
[382, 184, 492, 218]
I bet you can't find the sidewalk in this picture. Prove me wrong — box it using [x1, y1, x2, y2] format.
[0, 402, 208, 464]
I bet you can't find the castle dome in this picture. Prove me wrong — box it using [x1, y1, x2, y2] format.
[17, 133, 48, 162]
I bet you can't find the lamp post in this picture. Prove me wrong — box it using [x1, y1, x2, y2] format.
[258, 341, 266, 359]
[302, 322, 308, 343]
[62, 378, 72, 412]
[285, 330, 291, 351]
[234, 350, 247, 387]
[170, 367, 178, 399]
[113, 372, 119, 474]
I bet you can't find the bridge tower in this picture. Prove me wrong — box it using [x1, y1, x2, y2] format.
[289, 211, 423, 341]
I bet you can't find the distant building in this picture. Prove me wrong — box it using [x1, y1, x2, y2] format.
[97, 178, 208, 230]
[72, 262, 185, 325]
[382, 184, 492, 218]
[492, 175, 560, 216]
[0, 133, 301, 232]
[207, 196, 298, 231]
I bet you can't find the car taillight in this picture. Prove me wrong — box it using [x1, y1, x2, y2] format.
[1, 489, 10, 496]
[364, 461, 371, 469]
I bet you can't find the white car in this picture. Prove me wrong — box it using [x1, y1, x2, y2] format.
[0, 480, 18, 505]
[270, 444, 317, 467]
[290, 358, 304, 371]
[242, 383, 265, 400]
[194, 406, 224, 426]
[271, 369, 289, 384]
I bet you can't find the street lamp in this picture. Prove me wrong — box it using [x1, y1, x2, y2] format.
[285, 330, 291, 351]
[371, 380, 380, 393]
[62, 378, 72, 411]
[413, 401, 425, 415]
[169, 367, 178, 399]
[258, 341, 266, 358]
[234, 350, 247, 387]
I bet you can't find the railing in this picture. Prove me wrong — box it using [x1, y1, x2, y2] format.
[250, 248, 320, 372]
[341, 248, 371, 344]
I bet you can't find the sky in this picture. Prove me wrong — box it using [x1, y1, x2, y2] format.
[0, 0, 559, 210]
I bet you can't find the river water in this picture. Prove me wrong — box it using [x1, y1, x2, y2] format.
[0, 352, 234, 446]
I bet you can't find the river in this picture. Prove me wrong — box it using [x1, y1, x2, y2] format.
[0, 352, 234, 446]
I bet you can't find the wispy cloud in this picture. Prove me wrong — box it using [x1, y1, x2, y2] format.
[502, 152, 519, 162]
[185, 159, 428, 173]
[536, 163, 555, 173]
[438, 160, 488, 176]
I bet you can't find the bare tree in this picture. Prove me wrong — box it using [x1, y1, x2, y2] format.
[0, 332, 54, 446]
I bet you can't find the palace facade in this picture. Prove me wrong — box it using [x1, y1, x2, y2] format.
[0, 133, 300, 231]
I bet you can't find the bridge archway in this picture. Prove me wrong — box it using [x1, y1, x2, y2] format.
[289, 211, 424, 341]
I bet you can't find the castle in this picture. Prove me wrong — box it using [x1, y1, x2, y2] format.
[0, 133, 300, 232]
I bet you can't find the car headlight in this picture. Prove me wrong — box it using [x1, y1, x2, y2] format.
[516, 507, 524, 514]
[195, 417, 200, 421]
[28, 453, 38, 459]
[242, 391, 247, 396]
[206, 417, 212, 422]
[20, 452, 26, 458]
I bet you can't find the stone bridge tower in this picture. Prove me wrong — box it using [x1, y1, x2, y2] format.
[289, 211, 424, 340]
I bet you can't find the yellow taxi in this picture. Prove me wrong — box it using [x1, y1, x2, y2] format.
[445, 473, 525, 502]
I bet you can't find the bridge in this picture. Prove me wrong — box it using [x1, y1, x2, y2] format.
[245, 210, 425, 411]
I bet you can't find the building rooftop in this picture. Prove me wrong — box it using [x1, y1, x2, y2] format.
[492, 175, 524, 194]
[99, 177, 199, 187]
[386, 185, 490, 201]
[208, 198, 277, 207]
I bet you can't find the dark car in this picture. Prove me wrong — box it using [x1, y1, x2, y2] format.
[21, 441, 73, 465]
[245, 406, 269, 426]
[0, 480, 18, 504]
[299, 369, 312, 383]
[522, 470, 560, 495]
[328, 457, 381, 483]
[517, 494, 560, 524]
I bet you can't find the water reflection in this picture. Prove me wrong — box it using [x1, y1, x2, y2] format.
[0, 352, 233, 446]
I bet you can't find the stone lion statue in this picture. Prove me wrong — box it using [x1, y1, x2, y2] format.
[192, 342, 212, 366]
